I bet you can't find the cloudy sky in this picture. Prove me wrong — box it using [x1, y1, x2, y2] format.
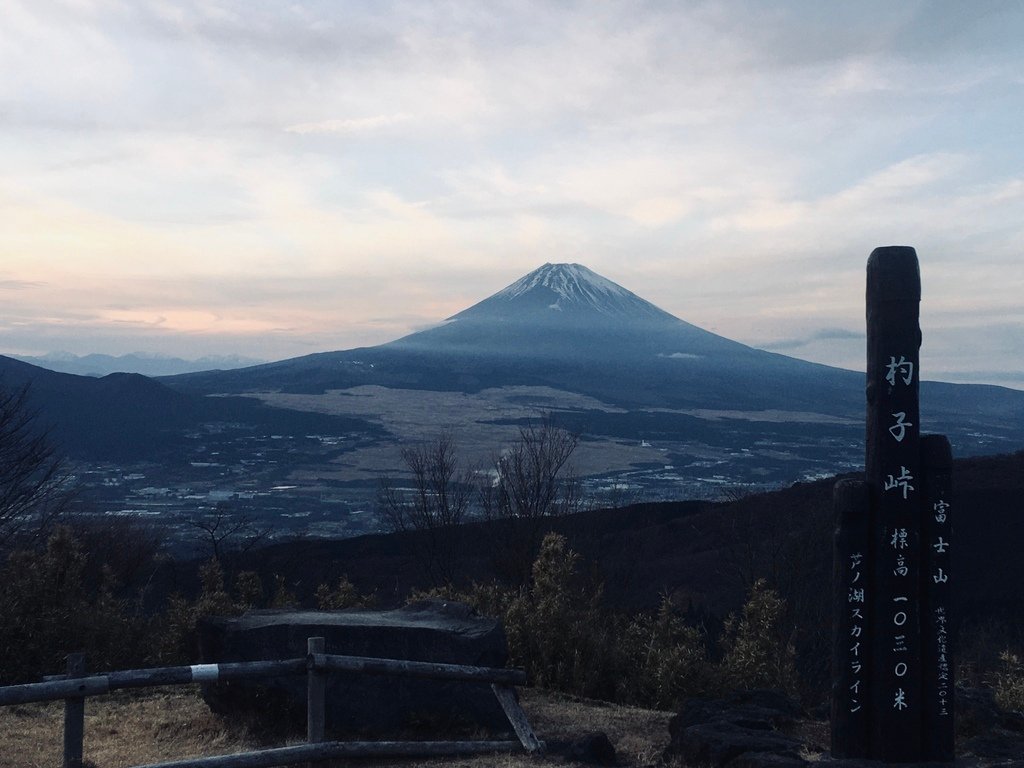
[2, 1, 1022, 387]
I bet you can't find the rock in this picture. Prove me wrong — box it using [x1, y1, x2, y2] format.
[1004, 710, 1024, 732]
[548, 731, 618, 765]
[670, 689, 803, 734]
[727, 751, 808, 768]
[807, 702, 830, 721]
[963, 731, 1024, 760]
[664, 690, 805, 768]
[197, 599, 513, 738]
[674, 721, 804, 768]
[957, 686, 1000, 738]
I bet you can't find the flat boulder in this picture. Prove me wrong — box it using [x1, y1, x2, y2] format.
[548, 731, 618, 765]
[664, 690, 805, 768]
[197, 599, 513, 739]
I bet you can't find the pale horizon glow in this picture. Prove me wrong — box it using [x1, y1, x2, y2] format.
[2, 1, 1023, 389]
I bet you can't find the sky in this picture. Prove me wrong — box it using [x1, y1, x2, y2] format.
[1, 1, 1022, 388]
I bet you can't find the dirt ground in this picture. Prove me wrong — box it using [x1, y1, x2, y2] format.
[0, 686, 673, 768]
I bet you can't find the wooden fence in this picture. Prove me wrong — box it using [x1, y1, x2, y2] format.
[0, 637, 543, 768]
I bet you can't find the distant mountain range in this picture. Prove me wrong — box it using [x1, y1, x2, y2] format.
[11, 351, 265, 378]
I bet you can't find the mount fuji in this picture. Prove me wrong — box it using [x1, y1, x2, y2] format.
[172, 263, 861, 413]
[168, 263, 1024, 465]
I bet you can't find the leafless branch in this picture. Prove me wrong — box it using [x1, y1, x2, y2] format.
[480, 417, 582, 586]
[376, 432, 474, 586]
[187, 504, 271, 568]
[0, 382, 73, 551]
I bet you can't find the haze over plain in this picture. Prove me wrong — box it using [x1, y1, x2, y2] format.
[1, 2, 1022, 388]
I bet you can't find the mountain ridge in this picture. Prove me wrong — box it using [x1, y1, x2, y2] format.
[0, 353, 380, 461]
[10, 351, 265, 378]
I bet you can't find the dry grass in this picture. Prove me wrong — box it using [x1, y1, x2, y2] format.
[0, 686, 672, 768]
[0, 687, 254, 768]
[249, 384, 768, 483]
[522, 688, 673, 766]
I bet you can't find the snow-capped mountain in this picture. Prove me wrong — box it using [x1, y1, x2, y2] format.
[165, 262, 1024, 442]
[453, 263, 674, 322]
[167, 264, 832, 410]
[386, 262, 755, 362]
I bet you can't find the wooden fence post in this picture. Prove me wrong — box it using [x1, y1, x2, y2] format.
[63, 652, 86, 768]
[307, 637, 326, 744]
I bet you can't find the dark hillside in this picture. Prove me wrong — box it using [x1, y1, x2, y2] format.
[250, 450, 1024, 628]
[0, 355, 383, 461]
[231, 449, 1021, 700]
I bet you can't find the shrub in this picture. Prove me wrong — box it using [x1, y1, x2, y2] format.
[617, 595, 715, 708]
[0, 527, 148, 682]
[268, 574, 298, 609]
[417, 533, 711, 705]
[405, 537, 800, 709]
[234, 570, 264, 611]
[410, 533, 616, 699]
[719, 578, 799, 695]
[504, 532, 619, 698]
[314, 575, 374, 610]
[152, 559, 239, 665]
[994, 649, 1024, 712]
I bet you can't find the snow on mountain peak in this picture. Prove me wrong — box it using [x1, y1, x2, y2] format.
[490, 263, 669, 318]
[447, 262, 680, 325]
[497, 263, 626, 303]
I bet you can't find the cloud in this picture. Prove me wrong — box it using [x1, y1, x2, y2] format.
[0, 1, 1021, 386]
[284, 113, 412, 136]
[761, 328, 864, 352]
[928, 370, 1024, 389]
[0, 280, 43, 290]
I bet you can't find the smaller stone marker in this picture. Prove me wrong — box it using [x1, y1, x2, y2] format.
[921, 434, 955, 762]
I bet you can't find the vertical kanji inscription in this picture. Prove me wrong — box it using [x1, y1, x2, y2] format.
[832, 479, 871, 758]
[866, 246, 923, 762]
[921, 434, 955, 762]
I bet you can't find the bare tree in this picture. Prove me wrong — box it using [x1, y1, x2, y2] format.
[377, 433, 473, 586]
[0, 382, 72, 551]
[187, 502, 271, 571]
[480, 418, 582, 586]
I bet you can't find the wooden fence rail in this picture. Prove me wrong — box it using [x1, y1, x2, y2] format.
[137, 739, 528, 768]
[0, 638, 542, 768]
[310, 653, 527, 685]
[0, 658, 309, 706]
